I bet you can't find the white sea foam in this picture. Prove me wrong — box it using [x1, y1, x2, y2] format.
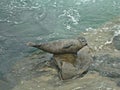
[66, 25, 71, 30]
[75, 0, 96, 5]
[103, 26, 120, 46]
[36, 37, 43, 40]
[104, 40, 112, 45]
[85, 27, 95, 31]
[114, 30, 120, 36]
[58, 8, 80, 25]
[67, 14, 79, 25]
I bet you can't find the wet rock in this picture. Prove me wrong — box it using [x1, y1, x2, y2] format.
[75, 46, 93, 71]
[112, 34, 120, 50]
[117, 81, 120, 87]
[12, 71, 120, 90]
[10, 52, 54, 81]
[0, 80, 13, 90]
[100, 71, 120, 78]
[91, 54, 120, 78]
[54, 54, 77, 80]
[59, 62, 78, 80]
[54, 46, 93, 80]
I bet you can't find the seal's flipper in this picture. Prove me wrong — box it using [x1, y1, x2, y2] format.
[63, 43, 73, 49]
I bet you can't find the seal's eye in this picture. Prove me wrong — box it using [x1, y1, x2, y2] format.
[81, 39, 85, 42]
[77, 37, 87, 45]
[80, 38, 86, 43]
[79, 38, 87, 45]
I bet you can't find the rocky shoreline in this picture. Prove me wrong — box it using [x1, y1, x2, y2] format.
[1, 18, 120, 90]
[10, 32, 120, 90]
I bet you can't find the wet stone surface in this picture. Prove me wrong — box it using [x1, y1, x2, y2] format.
[91, 53, 120, 86]
[92, 54, 120, 77]
[2, 48, 119, 90]
[53, 46, 93, 80]
[112, 34, 120, 50]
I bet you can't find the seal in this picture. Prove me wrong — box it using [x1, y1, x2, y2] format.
[27, 37, 87, 54]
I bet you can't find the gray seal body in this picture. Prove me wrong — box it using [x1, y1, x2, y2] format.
[27, 37, 87, 54]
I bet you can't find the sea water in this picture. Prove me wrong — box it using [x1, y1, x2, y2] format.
[0, 0, 120, 89]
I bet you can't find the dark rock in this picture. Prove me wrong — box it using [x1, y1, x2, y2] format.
[100, 71, 120, 78]
[117, 81, 120, 87]
[91, 54, 120, 78]
[112, 34, 120, 50]
[0, 80, 13, 90]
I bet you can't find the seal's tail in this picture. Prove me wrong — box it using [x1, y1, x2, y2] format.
[26, 42, 42, 49]
[26, 42, 36, 46]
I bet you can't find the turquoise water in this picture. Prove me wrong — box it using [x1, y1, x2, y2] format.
[0, 0, 120, 83]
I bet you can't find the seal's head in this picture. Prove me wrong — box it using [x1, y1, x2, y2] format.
[77, 37, 87, 46]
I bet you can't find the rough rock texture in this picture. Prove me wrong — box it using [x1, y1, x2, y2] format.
[112, 34, 120, 50]
[90, 53, 120, 87]
[12, 71, 120, 90]
[53, 46, 93, 80]
[75, 46, 93, 73]
[92, 54, 120, 77]
[6, 47, 120, 90]
[3, 18, 120, 90]
[0, 80, 13, 90]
